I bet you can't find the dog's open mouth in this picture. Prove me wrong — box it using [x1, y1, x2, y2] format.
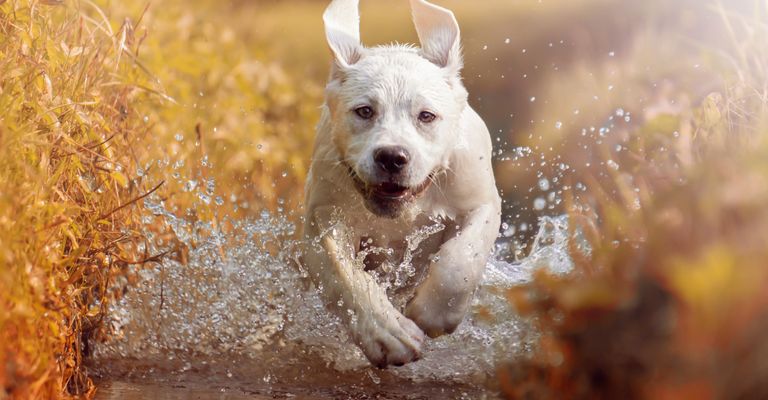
[371, 179, 432, 200]
[344, 162, 434, 205]
[373, 182, 410, 199]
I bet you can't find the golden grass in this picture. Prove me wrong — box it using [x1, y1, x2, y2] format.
[0, 0, 159, 396]
[501, 2, 768, 398]
[109, 0, 323, 217]
[0, 0, 320, 397]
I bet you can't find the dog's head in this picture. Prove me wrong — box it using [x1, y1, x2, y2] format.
[322, 0, 469, 218]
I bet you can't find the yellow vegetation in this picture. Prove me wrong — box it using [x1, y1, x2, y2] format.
[0, 1, 152, 396]
[0, 0, 319, 397]
[502, 3, 768, 398]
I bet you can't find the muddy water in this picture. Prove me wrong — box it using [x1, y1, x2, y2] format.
[93, 352, 490, 399]
[92, 351, 490, 399]
[91, 184, 574, 398]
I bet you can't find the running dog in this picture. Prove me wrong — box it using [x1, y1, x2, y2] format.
[302, 0, 501, 367]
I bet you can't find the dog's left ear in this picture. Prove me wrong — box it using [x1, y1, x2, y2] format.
[410, 0, 462, 75]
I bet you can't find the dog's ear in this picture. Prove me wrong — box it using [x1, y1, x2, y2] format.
[324, 0, 363, 70]
[410, 0, 462, 74]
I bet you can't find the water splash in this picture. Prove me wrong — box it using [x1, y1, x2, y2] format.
[95, 193, 575, 390]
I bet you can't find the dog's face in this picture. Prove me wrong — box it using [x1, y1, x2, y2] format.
[327, 50, 468, 217]
[323, 0, 468, 218]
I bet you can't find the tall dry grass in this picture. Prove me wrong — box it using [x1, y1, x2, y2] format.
[0, 0, 160, 396]
[501, 2, 768, 398]
[111, 0, 322, 218]
[0, 0, 319, 397]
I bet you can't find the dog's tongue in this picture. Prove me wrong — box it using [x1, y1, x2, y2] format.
[375, 182, 409, 198]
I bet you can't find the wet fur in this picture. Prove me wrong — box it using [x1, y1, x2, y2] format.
[302, 0, 501, 367]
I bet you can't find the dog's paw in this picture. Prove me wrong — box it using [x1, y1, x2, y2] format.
[405, 289, 468, 338]
[351, 308, 425, 368]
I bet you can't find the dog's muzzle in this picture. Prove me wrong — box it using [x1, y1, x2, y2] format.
[343, 162, 434, 218]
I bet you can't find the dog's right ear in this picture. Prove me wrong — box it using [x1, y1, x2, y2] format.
[410, 0, 462, 76]
[323, 0, 363, 71]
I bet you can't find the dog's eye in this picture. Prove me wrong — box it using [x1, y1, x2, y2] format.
[354, 106, 375, 120]
[418, 111, 437, 123]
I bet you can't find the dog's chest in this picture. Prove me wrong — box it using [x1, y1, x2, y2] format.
[352, 209, 444, 243]
[353, 212, 447, 267]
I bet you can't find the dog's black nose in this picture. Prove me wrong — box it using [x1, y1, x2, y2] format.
[374, 146, 410, 174]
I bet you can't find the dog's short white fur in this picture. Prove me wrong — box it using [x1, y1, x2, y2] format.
[302, 0, 501, 367]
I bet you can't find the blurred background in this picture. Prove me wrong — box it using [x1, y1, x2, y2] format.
[121, 0, 754, 251]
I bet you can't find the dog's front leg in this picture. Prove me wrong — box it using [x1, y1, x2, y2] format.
[303, 207, 425, 367]
[405, 203, 501, 337]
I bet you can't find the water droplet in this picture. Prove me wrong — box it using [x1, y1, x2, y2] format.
[529, 96, 536, 102]
[538, 178, 550, 191]
[175, 133, 184, 141]
[366, 370, 381, 384]
[502, 223, 516, 237]
[185, 180, 198, 192]
[554, 121, 562, 130]
[533, 197, 546, 210]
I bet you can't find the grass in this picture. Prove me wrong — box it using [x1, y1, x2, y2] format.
[110, 0, 323, 216]
[0, 0, 318, 397]
[0, 1, 156, 396]
[500, 2, 768, 398]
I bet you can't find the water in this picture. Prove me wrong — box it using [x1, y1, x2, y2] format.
[91, 187, 574, 398]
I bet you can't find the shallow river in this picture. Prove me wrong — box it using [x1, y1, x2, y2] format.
[91, 194, 573, 398]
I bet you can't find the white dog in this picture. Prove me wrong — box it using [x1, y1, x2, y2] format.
[302, 0, 501, 367]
